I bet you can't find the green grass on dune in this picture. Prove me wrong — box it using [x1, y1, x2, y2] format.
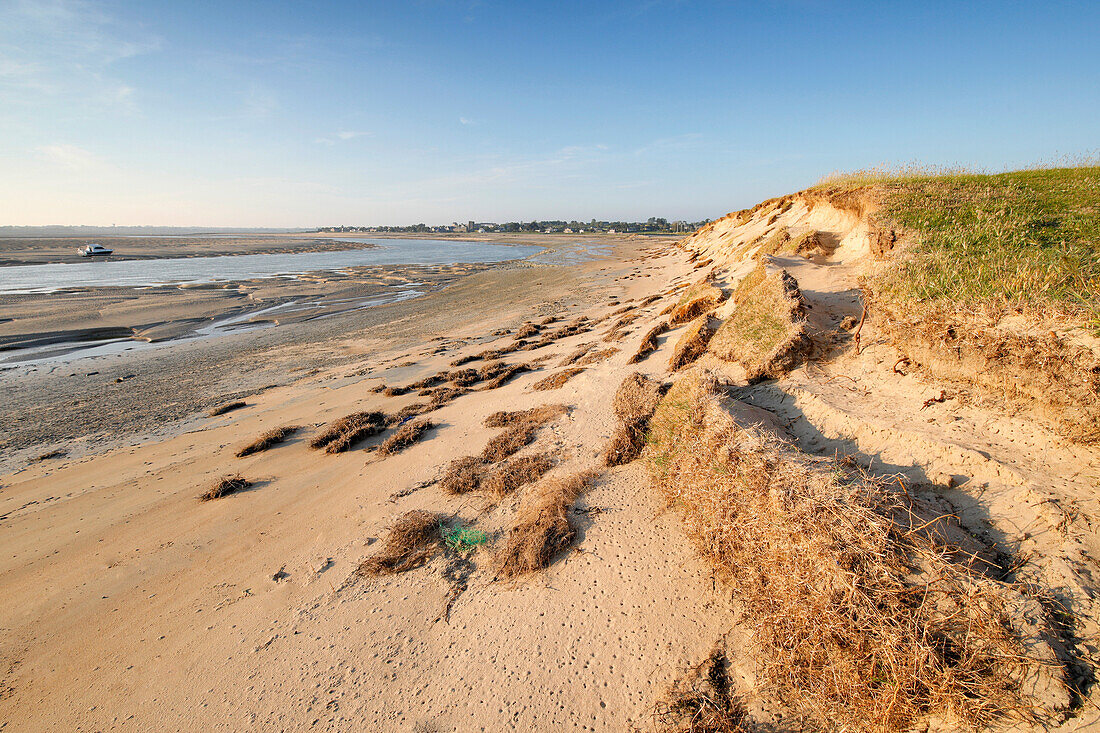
[820, 164, 1100, 329]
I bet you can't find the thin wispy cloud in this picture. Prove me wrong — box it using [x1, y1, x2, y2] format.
[35, 143, 100, 170]
[315, 130, 372, 145]
[0, 0, 160, 110]
[459, 117, 476, 126]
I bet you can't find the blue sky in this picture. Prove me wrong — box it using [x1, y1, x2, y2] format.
[1, 0, 1097, 226]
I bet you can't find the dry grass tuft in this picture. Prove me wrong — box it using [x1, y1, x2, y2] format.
[481, 453, 555, 496]
[514, 323, 540, 339]
[479, 363, 530, 390]
[603, 373, 667, 466]
[576, 347, 619, 366]
[494, 470, 596, 578]
[235, 425, 300, 457]
[668, 316, 716, 371]
[311, 411, 387, 453]
[381, 385, 408, 397]
[441, 456, 487, 494]
[446, 368, 480, 386]
[532, 367, 585, 391]
[209, 401, 246, 416]
[708, 263, 810, 381]
[644, 374, 1060, 732]
[629, 321, 669, 364]
[357, 510, 443, 576]
[481, 404, 568, 462]
[559, 342, 595, 366]
[199, 473, 252, 501]
[427, 385, 468, 406]
[670, 277, 726, 325]
[377, 418, 434, 455]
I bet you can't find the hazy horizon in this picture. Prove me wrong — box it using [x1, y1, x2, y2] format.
[2, 0, 1098, 227]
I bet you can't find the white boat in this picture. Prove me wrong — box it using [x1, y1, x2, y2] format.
[78, 243, 114, 257]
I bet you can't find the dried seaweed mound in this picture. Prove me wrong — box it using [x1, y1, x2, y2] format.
[494, 471, 595, 578]
[199, 474, 252, 501]
[236, 425, 299, 457]
[357, 510, 443, 576]
[310, 411, 387, 453]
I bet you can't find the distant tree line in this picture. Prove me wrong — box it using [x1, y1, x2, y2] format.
[318, 217, 708, 234]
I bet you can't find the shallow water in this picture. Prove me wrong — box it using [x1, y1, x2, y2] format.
[0, 238, 543, 293]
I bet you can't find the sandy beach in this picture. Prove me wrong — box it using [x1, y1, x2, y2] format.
[2, 208, 1098, 731]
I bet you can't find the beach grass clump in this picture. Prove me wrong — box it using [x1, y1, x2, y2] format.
[669, 277, 725, 325]
[480, 453, 555, 496]
[494, 471, 596, 578]
[377, 418, 434, 455]
[708, 263, 810, 381]
[311, 411, 387, 453]
[559, 342, 595, 367]
[235, 425, 299, 457]
[603, 373, 667, 466]
[199, 473, 252, 501]
[643, 372, 1055, 732]
[357, 510, 443, 576]
[381, 385, 408, 397]
[753, 225, 790, 259]
[531, 367, 585, 391]
[481, 405, 568, 462]
[441, 456, 487, 495]
[209, 401, 246, 417]
[628, 321, 669, 364]
[576, 347, 619, 366]
[514, 323, 540, 339]
[668, 316, 715, 371]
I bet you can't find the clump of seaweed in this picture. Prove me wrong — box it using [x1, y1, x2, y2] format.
[311, 411, 387, 453]
[199, 473, 252, 501]
[377, 418, 435, 456]
[494, 470, 596, 578]
[532, 367, 585, 391]
[236, 425, 299, 457]
[357, 510, 444, 576]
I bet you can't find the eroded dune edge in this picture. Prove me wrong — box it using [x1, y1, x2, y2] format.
[3, 174, 1100, 732]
